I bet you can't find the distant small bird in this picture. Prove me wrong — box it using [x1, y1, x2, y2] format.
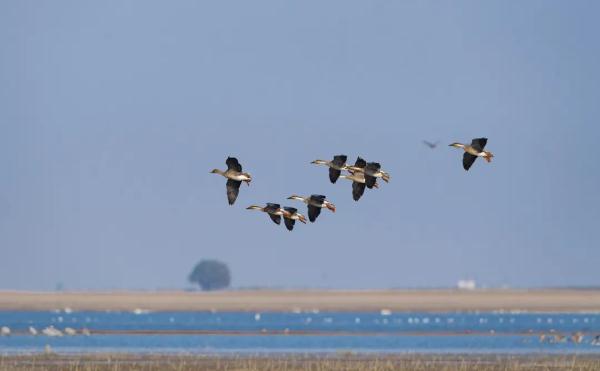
[592, 335, 600, 346]
[449, 138, 494, 171]
[551, 334, 566, 343]
[1, 326, 10, 336]
[29, 326, 38, 336]
[287, 194, 335, 222]
[571, 332, 584, 344]
[311, 155, 348, 183]
[246, 203, 284, 225]
[339, 157, 378, 201]
[42, 326, 63, 337]
[64, 327, 77, 336]
[211, 157, 252, 205]
[280, 207, 307, 231]
[423, 140, 439, 149]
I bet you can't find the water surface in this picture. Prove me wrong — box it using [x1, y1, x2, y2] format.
[1, 311, 599, 354]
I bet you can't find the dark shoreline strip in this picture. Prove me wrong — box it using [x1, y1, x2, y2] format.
[4, 329, 593, 336]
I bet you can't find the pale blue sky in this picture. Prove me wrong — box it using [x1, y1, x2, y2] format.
[1, 1, 599, 290]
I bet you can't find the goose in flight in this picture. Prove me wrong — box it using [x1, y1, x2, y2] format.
[246, 203, 284, 225]
[339, 157, 378, 201]
[346, 161, 390, 189]
[281, 207, 307, 231]
[287, 194, 336, 222]
[449, 138, 494, 171]
[311, 155, 348, 183]
[210, 157, 252, 205]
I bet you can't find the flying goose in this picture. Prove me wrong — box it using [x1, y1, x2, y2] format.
[449, 138, 494, 171]
[339, 157, 378, 201]
[246, 203, 284, 225]
[346, 161, 390, 188]
[287, 194, 336, 222]
[210, 157, 252, 205]
[281, 207, 307, 231]
[311, 155, 348, 183]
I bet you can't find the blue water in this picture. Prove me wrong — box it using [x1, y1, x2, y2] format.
[1, 311, 600, 354]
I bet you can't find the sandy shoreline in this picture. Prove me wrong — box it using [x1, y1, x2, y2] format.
[1, 289, 600, 312]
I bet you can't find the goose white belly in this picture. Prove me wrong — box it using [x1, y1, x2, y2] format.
[229, 174, 250, 181]
[307, 200, 326, 208]
[352, 175, 367, 184]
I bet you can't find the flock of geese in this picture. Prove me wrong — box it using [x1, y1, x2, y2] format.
[211, 138, 494, 231]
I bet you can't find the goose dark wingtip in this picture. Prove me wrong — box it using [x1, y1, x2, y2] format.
[354, 156, 366, 168]
[283, 216, 295, 231]
[270, 215, 281, 225]
[329, 168, 341, 183]
[352, 181, 366, 201]
[307, 204, 321, 222]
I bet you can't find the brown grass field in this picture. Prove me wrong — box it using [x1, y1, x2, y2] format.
[1, 354, 600, 371]
[1, 289, 600, 312]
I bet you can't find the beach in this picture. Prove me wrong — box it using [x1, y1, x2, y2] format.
[1, 289, 600, 312]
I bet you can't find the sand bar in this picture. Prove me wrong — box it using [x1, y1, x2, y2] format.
[1, 289, 600, 312]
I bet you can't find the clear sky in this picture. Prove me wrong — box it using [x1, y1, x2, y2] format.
[1, 1, 599, 290]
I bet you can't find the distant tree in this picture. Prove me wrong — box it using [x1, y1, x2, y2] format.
[188, 259, 231, 291]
